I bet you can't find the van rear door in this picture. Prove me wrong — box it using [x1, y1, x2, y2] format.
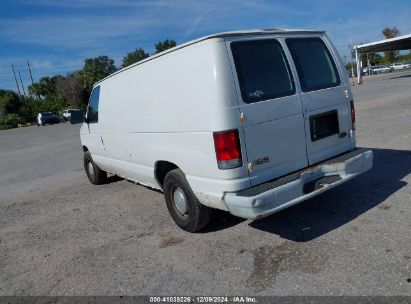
[285, 37, 352, 164]
[228, 38, 308, 186]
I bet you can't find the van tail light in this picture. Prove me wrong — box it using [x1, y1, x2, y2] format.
[350, 100, 356, 130]
[213, 129, 242, 169]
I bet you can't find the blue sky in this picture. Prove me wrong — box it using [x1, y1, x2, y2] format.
[1, 0, 411, 92]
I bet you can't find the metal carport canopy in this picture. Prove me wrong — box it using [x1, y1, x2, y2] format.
[354, 33, 411, 53]
[353, 33, 411, 83]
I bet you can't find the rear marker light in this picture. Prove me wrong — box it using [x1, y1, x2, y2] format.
[350, 100, 356, 130]
[213, 130, 242, 170]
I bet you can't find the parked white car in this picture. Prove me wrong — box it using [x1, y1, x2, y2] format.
[370, 65, 393, 74]
[391, 62, 410, 70]
[80, 29, 373, 232]
[362, 67, 372, 75]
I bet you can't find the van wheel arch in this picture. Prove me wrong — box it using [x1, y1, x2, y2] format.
[83, 151, 107, 185]
[163, 168, 211, 232]
[155, 161, 179, 190]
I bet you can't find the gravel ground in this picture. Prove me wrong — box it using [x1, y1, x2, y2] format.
[0, 71, 410, 296]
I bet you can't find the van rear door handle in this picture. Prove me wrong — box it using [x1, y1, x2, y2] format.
[339, 132, 347, 138]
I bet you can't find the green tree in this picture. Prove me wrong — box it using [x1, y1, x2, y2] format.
[15, 96, 66, 122]
[28, 75, 63, 99]
[155, 39, 176, 54]
[360, 53, 383, 67]
[122, 48, 149, 68]
[382, 27, 400, 63]
[382, 27, 400, 39]
[55, 72, 88, 107]
[0, 90, 21, 114]
[0, 114, 23, 130]
[80, 56, 117, 91]
[398, 53, 411, 62]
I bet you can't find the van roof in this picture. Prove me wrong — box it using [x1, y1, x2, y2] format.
[95, 28, 325, 86]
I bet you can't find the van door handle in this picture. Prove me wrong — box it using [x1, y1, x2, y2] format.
[339, 132, 347, 138]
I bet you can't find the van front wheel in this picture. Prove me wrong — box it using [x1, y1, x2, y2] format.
[164, 169, 211, 232]
[83, 152, 107, 185]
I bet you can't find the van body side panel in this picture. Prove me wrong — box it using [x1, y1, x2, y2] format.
[100, 39, 239, 134]
[88, 39, 248, 209]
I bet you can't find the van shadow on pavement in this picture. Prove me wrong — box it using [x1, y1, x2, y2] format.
[203, 148, 410, 237]
[247, 148, 411, 241]
[389, 74, 411, 80]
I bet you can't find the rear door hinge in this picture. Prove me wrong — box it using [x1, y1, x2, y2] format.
[247, 162, 253, 173]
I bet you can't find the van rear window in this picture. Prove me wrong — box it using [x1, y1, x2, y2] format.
[286, 38, 340, 92]
[231, 40, 295, 103]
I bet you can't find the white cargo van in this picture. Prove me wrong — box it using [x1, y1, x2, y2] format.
[80, 29, 373, 232]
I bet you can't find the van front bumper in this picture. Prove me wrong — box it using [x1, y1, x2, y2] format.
[223, 148, 373, 220]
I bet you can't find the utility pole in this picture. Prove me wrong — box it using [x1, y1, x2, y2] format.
[27, 60, 40, 99]
[11, 65, 22, 99]
[26, 60, 35, 84]
[18, 71, 27, 99]
[349, 39, 356, 78]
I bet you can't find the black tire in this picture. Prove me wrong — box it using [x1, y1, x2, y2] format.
[83, 151, 107, 185]
[163, 169, 211, 232]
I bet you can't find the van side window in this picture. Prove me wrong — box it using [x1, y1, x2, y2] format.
[231, 40, 295, 103]
[87, 86, 100, 123]
[286, 38, 340, 92]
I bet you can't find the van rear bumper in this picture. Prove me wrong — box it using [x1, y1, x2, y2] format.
[223, 148, 373, 220]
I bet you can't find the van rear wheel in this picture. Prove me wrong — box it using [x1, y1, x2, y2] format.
[164, 169, 211, 232]
[83, 151, 107, 185]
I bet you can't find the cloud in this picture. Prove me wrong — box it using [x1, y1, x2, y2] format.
[2, 0, 411, 91]
[19, 0, 167, 8]
[1, 0, 315, 49]
[0, 15, 159, 49]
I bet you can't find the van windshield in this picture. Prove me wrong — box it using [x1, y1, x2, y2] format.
[231, 39, 295, 103]
[286, 38, 340, 92]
